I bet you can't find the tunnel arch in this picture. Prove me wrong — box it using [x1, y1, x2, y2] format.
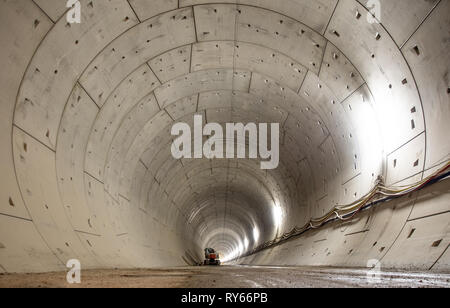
[0, 0, 448, 272]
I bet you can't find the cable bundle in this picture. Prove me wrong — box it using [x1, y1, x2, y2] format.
[247, 161, 450, 256]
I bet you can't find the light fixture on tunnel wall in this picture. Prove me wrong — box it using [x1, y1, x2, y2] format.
[371, 84, 414, 153]
[351, 91, 383, 178]
[244, 237, 249, 250]
[253, 227, 260, 245]
[272, 203, 283, 230]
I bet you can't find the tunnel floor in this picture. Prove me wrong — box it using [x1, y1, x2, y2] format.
[0, 266, 449, 288]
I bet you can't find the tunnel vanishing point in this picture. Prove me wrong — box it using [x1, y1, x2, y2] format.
[0, 0, 449, 276]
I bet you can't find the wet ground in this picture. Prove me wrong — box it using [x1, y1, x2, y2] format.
[0, 265, 449, 288]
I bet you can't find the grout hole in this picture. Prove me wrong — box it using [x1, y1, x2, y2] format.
[411, 119, 416, 130]
[393, 159, 397, 168]
[379, 247, 385, 252]
[402, 78, 408, 85]
[407, 228, 416, 238]
[9, 197, 14, 207]
[332, 30, 340, 37]
[411, 107, 416, 113]
[356, 11, 361, 19]
[413, 159, 419, 167]
[431, 239, 442, 247]
[375, 33, 381, 40]
[412, 45, 420, 56]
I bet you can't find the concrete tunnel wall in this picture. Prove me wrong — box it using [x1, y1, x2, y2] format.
[0, 0, 448, 273]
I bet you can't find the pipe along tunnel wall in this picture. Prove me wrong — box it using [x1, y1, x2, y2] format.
[0, 0, 449, 273]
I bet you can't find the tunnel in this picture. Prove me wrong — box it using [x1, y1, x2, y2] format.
[0, 0, 449, 287]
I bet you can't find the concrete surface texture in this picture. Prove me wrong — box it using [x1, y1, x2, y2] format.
[0, 0, 449, 276]
[1, 266, 450, 288]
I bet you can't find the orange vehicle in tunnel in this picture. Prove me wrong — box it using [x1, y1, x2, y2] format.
[204, 248, 221, 266]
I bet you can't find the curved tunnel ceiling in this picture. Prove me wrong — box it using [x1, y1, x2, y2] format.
[0, 0, 449, 272]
